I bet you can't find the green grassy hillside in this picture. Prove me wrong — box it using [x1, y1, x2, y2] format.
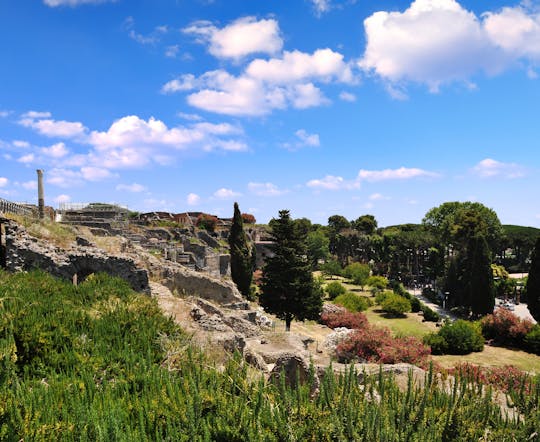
[0, 271, 538, 441]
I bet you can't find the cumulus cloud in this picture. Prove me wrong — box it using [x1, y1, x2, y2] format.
[13, 140, 30, 148]
[358, 166, 439, 181]
[168, 48, 355, 116]
[369, 192, 390, 201]
[165, 45, 180, 58]
[19, 112, 87, 138]
[359, 0, 540, 92]
[283, 129, 321, 150]
[17, 153, 35, 164]
[187, 192, 201, 205]
[116, 183, 147, 192]
[0, 110, 11, 118]
[41, 142, 69, 158]
[21, 181, 37, 190]
[472, 158, 526, 179]
[44, 0, 114, 6]
[311, 0, 332, 16]
[339, 91, 357, 102]
[213, 188, 241, 199]
[80, 166, 115, 181]
[0, 177, 8, 187]
[306, 175, 360, 190]
[183, 17, 283, 60]
[248, 182, 288, 196]
[47, 168, 84, 188]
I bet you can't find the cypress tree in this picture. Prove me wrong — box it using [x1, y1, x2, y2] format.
[229, 202, 252, 298]
[466, 235, 495, 316]
[260, 210, 323, 331]
[526, 236, 540, 322]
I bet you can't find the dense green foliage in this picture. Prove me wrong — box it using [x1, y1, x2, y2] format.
[0, 271, 539, 440]
[324, 281, 347, 300]
[229, 202, 253, 298]
[381, 293, 411, 317]
[260, 210, 323, 331]
[424, 320, 484, 355]
[306, 229, 330, 269]
[342, 262, 370, 288]
[334, 292, 370, 312]
[526, 236, 540, 322]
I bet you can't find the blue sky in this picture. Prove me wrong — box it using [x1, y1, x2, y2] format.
[1, 0, 539, 227]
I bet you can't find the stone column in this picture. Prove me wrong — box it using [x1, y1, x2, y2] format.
[37, 169, 44, 219]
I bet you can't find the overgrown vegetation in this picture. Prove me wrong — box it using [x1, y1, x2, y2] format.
[1, 271, 539, 440]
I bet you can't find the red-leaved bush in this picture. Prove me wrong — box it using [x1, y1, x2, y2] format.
[320, 311, 368, 330]
[448, 362, 531, 394]
[335, 326, 430, 366]
[481, 308, 534, 348]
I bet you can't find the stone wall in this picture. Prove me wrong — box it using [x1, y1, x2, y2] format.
[1, 218, 149, 293]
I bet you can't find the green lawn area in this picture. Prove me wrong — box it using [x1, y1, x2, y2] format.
[433, 345, 540, 374]
[319, 273, 540, 372]
[364, 307, 436, 338]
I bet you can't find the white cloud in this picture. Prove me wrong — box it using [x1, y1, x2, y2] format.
[0, 110, 11, 118]
[13, 140, 30, 148]
[53, 194, 71, 204]
[311, 0, 331, 16]
[187, 192, 201, 205]
[183, 17, 283, 60]
[339, 91, 357, 102]
[116, 183, 147, 192]
[369, 192, 390, 201]
[19, 112, 87, 138]
[80, 167, 114, 181]
[472, 158, 526, 179]
[167, 48, 355, 116]
[248, 182, 288, 196]
[283, 129, 320, 150]
[306, 175, 360, 190]
[43, 0, 114, 6]
[21, 181, 37, 190]
[213, 188, 241, 199]
[358, 166, 439, 181]
[360, 0, 540, 92]
[177, 112, 203, 121]
[124, 17, 166, 45]
[165, 45, 180, 58]
[47, 168, 84, 188]
[41, 142, 69, 158]
[0, 177, 8, 187]
[295, 129, 320, 147]
[246, 48, 355, 84]
[17, 153, 35, 164]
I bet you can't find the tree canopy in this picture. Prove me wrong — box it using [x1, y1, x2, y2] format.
[526, 236, 540, 322]
[260, 210, 323, 331]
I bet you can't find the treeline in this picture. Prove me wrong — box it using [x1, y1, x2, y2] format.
[1, 271, 539, 440]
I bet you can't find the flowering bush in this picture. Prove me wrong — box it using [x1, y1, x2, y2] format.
[481, 308, 534, 348]
[336, 326, 430, 365]
[241, 213, 256, 224]
[448, 363, 532, 394]
[196, 213, 218, 232]
[320, 311, 368, 330]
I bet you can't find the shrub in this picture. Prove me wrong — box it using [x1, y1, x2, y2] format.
[422, 287, 440, 304]
[410, 296, 422, 313]
[524, 325, 540, 355]
[367, 275, 388, 292]
[325, 281, 347, 300]
[342, 262, 370, 287]
[320, 311, 368, 330]
[449, 363, 532, 394]
[375, 290, 393, 305]
[196, 213, 218, 232]
[481, 308, 534, 348]
[334, 292, 370, 312]
[241, 213, 256, 224]
[423, 333, 448, 355]
[336, 326, 430, 365]
[421, 305, 440, 322]
[437, 320, 484, 355]
[320, 259, 342, 279]
[381, 293, 411, 317]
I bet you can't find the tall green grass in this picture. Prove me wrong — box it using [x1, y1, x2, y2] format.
[0, 270, 538, 441]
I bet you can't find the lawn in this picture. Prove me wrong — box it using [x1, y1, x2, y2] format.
[364, 307, 437, 338]
[433, 345, 540, 374]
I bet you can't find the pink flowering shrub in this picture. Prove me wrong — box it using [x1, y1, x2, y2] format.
[481, 308, 534, 348]
[448, 362, 531, 394]
[321, 311, 368, 330]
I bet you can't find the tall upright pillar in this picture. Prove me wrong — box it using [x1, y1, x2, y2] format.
[37, 169, 44, 220]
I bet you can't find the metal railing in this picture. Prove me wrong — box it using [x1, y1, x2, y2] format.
[0, 198, 34, 217]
